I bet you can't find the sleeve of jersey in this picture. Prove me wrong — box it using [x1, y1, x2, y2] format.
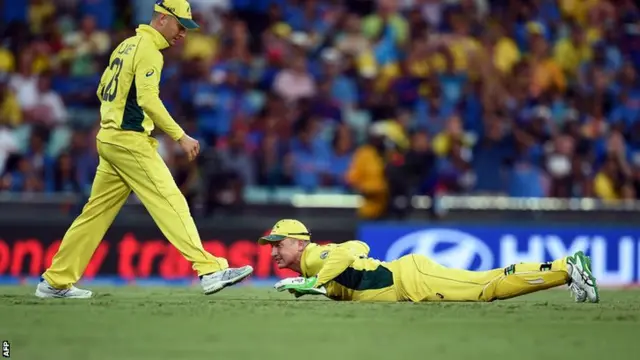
[315, 246, 357, 287]
[134, 46, 184, 141]
[343, 240, 370, 258]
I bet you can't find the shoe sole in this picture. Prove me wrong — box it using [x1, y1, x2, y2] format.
[566, 255, 587, 303]
[569, 283, 587, 303]
[35, 289, 93, 299]
[203, 268, 254, 295]
[574, 251, 600, 303]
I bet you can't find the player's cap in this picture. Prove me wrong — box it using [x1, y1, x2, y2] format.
[258, 219, 311, 244]
[154, 0, 199, 30]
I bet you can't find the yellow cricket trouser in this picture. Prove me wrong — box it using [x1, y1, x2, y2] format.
[394, 254, 570, 302]
[43, 130, 227, 288]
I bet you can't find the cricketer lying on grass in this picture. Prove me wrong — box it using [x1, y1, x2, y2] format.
[260, 219, 600, 303]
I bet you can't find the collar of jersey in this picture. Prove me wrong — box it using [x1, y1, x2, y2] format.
[136, 24, 170, 50]
[300, 242, 317, 277]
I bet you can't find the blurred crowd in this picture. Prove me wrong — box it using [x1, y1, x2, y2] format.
[1, 0, 640, 219]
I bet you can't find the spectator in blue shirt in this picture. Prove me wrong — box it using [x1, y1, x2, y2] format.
[313, 78, 342, 125]
[50, 152, 80, 193]
[0, 154, 44, 192]
[507, 158, 548, 197]
[319, 48, 358, 110]
[24, 128, 55, 189]
[415, 85, 455, 134]
[80, 0, 114, 30]
[326, 124, 354, 189]
[289, 119, 330, 191]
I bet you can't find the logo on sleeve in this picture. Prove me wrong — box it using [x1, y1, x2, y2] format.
[320, 251, 329, 259]
[146, 69, 155, 77]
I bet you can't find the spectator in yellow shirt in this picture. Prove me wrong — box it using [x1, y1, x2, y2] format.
[446, 12, 482, 74]
[432, 114, 475, 157]
[63, 15, 111, 76]
[553, 24, 592, 78]
[560, 0, 602, 26]
[528, 33, 566, 97]
[594, 155, 628, 201]
[0, 46, 15, 73]
[183, 14, 218, 62]
[345, 125, 389, 220]
[482, 23, 521, 75]
[0, 73, 22, 128]
[28, 0, 55, 35]
[361, 0, 408, 47]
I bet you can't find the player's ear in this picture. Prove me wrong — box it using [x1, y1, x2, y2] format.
[151, 11, 165, 26]
[297, 240, 308, 251]
[155, 13, 168, 28]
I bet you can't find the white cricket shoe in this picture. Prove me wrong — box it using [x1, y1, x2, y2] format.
[568, 281, 587, 303]
[200, 265, 253, 295]
[566, 251, 599, 303]
[35, 279, 93, 299]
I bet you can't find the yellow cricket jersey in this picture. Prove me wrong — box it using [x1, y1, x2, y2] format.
[300, 241, 399, 301]
[96, 25, 184, 142]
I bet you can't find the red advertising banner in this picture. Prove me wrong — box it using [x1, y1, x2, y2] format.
[0, 224, 350, 280]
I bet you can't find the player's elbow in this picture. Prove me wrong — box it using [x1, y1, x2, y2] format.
[359, 241, 370, 255]
[137, 93, 159, 112]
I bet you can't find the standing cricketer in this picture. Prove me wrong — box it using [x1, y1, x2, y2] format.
[35, 0, 253, 299]
[259, 219, 599, 303]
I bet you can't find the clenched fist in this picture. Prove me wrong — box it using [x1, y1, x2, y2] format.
[178, 134, 200, 161]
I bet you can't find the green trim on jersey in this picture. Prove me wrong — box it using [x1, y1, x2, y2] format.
[121, 76, 144, 132]
[334, 266, 394, 291]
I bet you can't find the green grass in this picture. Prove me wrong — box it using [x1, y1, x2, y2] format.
[0, 286, 639, 360]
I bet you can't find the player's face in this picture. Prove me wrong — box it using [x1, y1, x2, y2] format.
[168, 16, 187, 45]
[159, 14, 187, 46]
[270, 239, 303, 269]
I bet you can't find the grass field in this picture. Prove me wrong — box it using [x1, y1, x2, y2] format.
[1, 286, 639, 360]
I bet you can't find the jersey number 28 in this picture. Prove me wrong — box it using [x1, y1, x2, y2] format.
[101, 57, 124, 102]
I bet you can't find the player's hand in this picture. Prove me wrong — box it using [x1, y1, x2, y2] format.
[178, 134, 200, 161]
[288, 287, 327, 298]
[274, 276, 327, 297]
[288, 289, 306, 298]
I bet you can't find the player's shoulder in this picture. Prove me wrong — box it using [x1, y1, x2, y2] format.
[120, 33, 158, 52]
[301, 243, 332, 267]
[305, 242, 331, 257]
[339, 240, 370, 253]
[340, 240, 369, 246]
[116, 33, 141, 48]
[131, 34, 159, 55]
[107, 34, 141, 58]
[307, 240, 370, 258]
[301, 243, 329, 276]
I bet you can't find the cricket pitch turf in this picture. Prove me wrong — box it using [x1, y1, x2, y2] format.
[1, 286, 638, 360]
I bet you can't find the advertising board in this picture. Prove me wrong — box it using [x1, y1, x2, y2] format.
[358, 224, 640, 286]
[0, 224, 349, 283]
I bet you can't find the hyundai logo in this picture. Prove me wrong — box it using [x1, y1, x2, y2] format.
[386, 228, 494, 271]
